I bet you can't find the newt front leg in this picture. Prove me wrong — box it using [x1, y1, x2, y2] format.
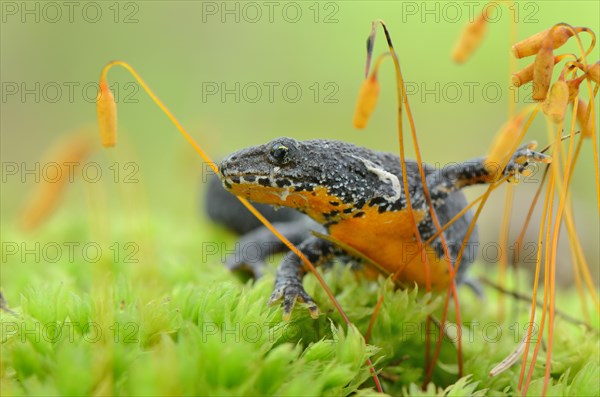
[268, 236, 335, 320]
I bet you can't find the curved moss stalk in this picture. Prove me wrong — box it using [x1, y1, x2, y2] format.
[96, 60, 383, 393]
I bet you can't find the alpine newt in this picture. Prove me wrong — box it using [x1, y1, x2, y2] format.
[212, 137, 550, 318]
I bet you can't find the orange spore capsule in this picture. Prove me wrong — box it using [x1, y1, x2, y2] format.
[484, 115, 524, 180]
[532, 32, 555, 101]
[97, 80, 117, 147]
[20, 133, 96, 231]
[352, 74, 380, 129]
[512, 56, 561, 87]
[512, 26, 574, 59]
[575, 99, 595, 138]
[512, 62, 535, 87]
[566, 75, 586, 100]
[451, 13, 488, 64]
[542, 80, 569, 123]
[587, 61, 600, 83]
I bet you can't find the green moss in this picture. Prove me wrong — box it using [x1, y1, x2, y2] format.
[1, 221, 598, 396]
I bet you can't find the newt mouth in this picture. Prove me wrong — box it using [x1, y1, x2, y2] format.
[220, 172, 277, 189]
[220, 171, 318, 196]
[219, 161, 306, 192]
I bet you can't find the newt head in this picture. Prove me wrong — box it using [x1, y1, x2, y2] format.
[218, 137, 406, 224]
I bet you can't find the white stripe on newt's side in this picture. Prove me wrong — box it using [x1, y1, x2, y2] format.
[353, 156, 402, 202]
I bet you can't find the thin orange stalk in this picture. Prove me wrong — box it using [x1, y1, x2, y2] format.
[19, 132, 97, 231]
[566, 203, 600, 309]
[311, 231, 389, 277]
[573, 89, 600, 311]
[424, 166, 531, 386]
[538, 26, 598, 393]
[559, 25, 596, 59]
[562, 100, 599, 313]
[508, 5, 518, 116]
[368, 20, 433, 293]
[564, 196, 597, 319]
[559, 129, 594, 322]
[430, 104, 539, 388]
[541, 116, 576, 395]
[583, 85, 599, 212]
[425, 180, 496, 385]
[522, 171, 555, 395]
[340, 174, 511, 346]
[510, 130, 582, 317]
[398, 39, 465, 380]
[498, 185, 514, 321]
[499, 6, 517, 323]
[512, 166, 549, 259]
[98, 61, 383, 392]
[505, 23, 598, 394]
[391, 29, 465, 379]
[517, 169, 553, 392]
[565, 203, 600, 310]
[367, 20, 467, 382]
[543, 104, 600, 394]
[427, 104, 541, 384]
[554, 24, 599, 212]
[365, 181, 505, 342]
[369, 168, 519, 385]
[523, 111, 577, 394]
[566, 200, 590, 323]
[366, 20, 436, 377]
[489, 310, 534, 377]
[365, 286, 386, 343]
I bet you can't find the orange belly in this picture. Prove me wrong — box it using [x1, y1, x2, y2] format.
[227, 183, 454, 288]
[329, 207, 453, 289]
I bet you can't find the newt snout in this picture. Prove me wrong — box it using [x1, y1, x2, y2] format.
[220, 138, 295, 193]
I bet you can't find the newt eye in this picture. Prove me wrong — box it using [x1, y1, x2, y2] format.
[270, 144, 290, 164]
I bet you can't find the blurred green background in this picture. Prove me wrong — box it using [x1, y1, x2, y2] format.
[1, 1, 599, 285]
